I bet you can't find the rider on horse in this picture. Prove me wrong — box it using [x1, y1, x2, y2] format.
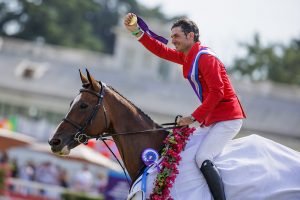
[124, 13, 246, 200]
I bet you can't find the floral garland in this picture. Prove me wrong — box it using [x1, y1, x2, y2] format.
[149, 127, 196, 200]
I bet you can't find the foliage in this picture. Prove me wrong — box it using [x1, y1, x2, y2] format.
[61, 191, 104, 200]
[0, 169, 4, 191]
[0, 0, 169, 54]
[231, 34, 300, 85]
[269, 39, 300, 85]
[0, 0, 104, 51]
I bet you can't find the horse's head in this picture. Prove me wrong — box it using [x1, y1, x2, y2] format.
[49, 69, 109, 155]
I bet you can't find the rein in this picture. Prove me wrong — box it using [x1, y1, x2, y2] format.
[99, 122, 182, 139]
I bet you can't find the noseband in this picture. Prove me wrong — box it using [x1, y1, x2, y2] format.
[63, 81, 108, 144]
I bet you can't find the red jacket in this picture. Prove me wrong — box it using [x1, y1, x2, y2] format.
[139, 33, 246, 126]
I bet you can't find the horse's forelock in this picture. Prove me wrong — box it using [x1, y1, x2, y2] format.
[82, 83, 90, 88]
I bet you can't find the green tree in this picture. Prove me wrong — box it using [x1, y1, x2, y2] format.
[0, 0, 169, 54]
[269, 39, 300, 85]
[231, 34, 300, 85]
[0, 0, 104, 51]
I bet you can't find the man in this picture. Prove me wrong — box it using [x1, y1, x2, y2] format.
[124, 13, 246, 200]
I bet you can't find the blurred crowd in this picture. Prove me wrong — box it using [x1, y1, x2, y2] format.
[0, 151, 107, 197]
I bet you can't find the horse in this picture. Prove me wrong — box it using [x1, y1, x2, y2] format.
[49, 70, 300, 200]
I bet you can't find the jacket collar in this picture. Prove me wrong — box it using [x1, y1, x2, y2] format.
[185, 42, 202, 63]
[182, 42, 202, 78]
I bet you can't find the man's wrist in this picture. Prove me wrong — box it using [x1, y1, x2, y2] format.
[131, 27, 142, 35]
[190, 115, 196, 122]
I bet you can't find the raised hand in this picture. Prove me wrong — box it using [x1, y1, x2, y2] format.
[124, 13, 138, 32]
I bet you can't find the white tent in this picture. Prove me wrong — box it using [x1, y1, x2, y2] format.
[0, 129, 36, 151]
[29, 142, 122, 172]
[0, 129, 122, 173]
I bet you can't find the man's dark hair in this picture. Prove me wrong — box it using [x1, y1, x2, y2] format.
[171, 18, 199, 42]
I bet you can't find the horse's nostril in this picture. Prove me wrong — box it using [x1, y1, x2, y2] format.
[49, 138, 61, 146]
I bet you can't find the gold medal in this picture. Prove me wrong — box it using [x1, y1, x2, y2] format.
[129, 15, 137, 26]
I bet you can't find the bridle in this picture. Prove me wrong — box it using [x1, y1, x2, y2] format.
[62, 81, 184, 185]
[63, 81, 183, 144]
[63, 81, 108, 145]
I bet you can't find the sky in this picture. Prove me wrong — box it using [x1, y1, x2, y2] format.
[137, 0, 300, 65]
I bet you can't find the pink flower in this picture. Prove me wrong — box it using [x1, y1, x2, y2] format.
[148, 127, 195, 200]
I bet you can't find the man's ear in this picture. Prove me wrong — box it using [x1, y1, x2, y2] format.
[188, 32, 195, 41]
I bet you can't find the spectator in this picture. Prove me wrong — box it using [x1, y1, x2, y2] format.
[19, 161, 35, 181]
[73, 165, 93, 193]
[94, 173, 107, 194]
[0, 151, 11, 195]
[58, 168, 69, 188]
[35, 161, 59, 185]
[10, 158, 18, 178]
[17, 161, 36, 195]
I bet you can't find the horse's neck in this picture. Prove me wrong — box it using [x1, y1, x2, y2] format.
[106, 89, 167, 181]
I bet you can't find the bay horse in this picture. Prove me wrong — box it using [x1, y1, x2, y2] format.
[49, 69, 168, 181]
[49, 70, 300, 200]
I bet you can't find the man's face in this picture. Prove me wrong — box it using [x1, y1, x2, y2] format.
[171, 26, 194, 53]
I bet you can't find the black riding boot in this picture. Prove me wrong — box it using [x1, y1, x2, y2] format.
[201, 160, 226, 200]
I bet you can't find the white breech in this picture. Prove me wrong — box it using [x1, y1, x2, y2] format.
[195, 119, 243, 167]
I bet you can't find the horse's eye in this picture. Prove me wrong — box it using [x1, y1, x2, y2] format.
[80, 103, 88, 109]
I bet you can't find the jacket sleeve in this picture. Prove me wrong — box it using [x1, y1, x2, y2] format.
[192, 55, 224, 122]
[138, 33, 185, 65]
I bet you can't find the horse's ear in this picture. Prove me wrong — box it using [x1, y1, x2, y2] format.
[79, 69, 88, 84]
[86, 69, 98, 90]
